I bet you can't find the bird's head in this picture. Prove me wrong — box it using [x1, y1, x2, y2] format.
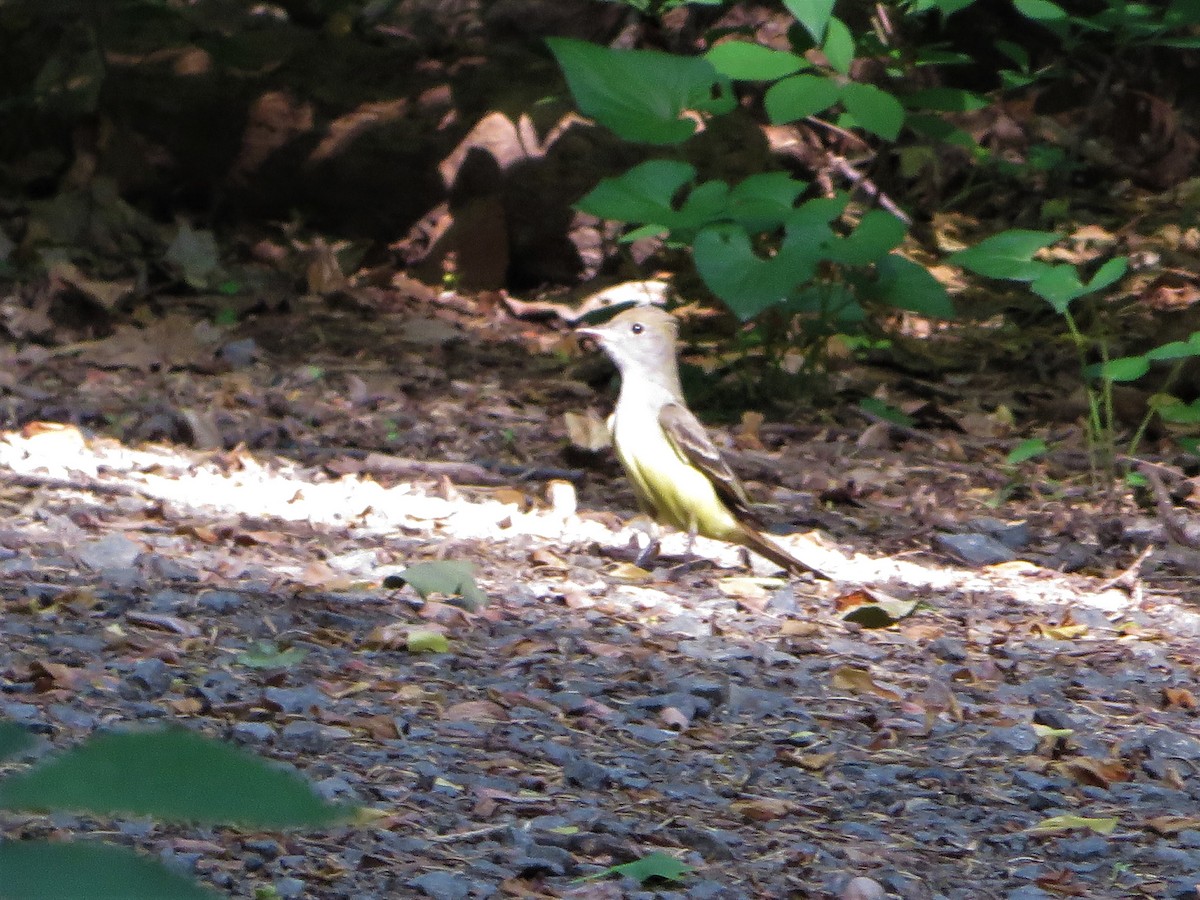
[576, 305, 679, 377]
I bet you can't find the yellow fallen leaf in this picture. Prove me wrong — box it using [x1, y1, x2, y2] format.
[1027, 815, 1118, 835]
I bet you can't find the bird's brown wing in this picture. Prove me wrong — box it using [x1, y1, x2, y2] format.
[658, 401, 761, 524]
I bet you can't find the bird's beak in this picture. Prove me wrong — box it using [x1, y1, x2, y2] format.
[575, 323, 606, 346]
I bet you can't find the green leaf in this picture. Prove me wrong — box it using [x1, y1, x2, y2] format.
[994, 39, 1030, 70]
[693, 223, 819, 320]
[908, 0, 979, 14]
[236, 641, 308, 670]
[575, 160, 697, 225]
[1026, 814, 1119, 835]
[840, 82, 905, 140]
[1145, 340, 1200, 362]
[1179, 437, 1200, 455]
[826, 210, 907, 265]
[548, 38, 731, 144]
[904, 87, 988, 111]
[1095, 355, 1150, 382]
[1157, 401, 1200, 424]
[905, 114, 977, 149]
[764, 74, 842, 124]
[0, 728, 352, 827]
[783, 0, 835, 43]
[859, 396, 915, 426]
[705, 42, 807, 81]
[1006, 438, 1048, 464]
[951, 230, 1061, 281]
[0, 722, 34, 761]
[406, 629, 451, 654]
[1013, 0, 1068, 21]
[389, 560, 488, 611]
[869, 254, 956, 318]
[842, 596, 921, 627]
[1030, 265, 1088, 313]
[821, 16, 855, 74]
[1086, 256, 1128, 293]
[583, 851, 692, 884]
[0, 842, 219, 900]
[725, 173, 807, 231]
[692, 196, 845, 320]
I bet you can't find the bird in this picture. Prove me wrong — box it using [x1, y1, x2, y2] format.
[576, 304, 829, 579]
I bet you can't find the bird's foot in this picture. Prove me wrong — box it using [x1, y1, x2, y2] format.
[634, 537, 661, 569]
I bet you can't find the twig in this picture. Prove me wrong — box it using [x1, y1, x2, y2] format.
[1097, 543, 1153, 592]
[427, 823, 514, 843]
[1134, 460, 1199, 548]
[827, 155, 913, 225]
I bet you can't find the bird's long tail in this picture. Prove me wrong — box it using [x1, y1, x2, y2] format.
[737, 525, 831, 580]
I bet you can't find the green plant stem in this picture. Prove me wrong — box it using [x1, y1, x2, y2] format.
[1062, 309, 1114, 485]
[1127, 357, 1188, 459]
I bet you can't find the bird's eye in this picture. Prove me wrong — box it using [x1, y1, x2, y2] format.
[631, 323, 644, 335]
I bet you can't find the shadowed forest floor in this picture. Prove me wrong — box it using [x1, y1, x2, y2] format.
[3, 299, 1200, 899]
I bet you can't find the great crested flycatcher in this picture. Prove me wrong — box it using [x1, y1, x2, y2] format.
[577, 305, 829, 579]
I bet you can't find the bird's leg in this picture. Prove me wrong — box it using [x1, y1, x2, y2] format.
[666, 523, 706, 576]
[630, 515, 661, 569]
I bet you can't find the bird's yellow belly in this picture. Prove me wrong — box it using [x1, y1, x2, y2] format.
[611, 410, 740, 541]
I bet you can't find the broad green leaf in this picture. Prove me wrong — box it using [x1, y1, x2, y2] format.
[908, 0, 979, 13]
[0, 722, 34, 761]
[1006, 438, 1048, 464]
[705, 42, 807, 81]
[548, 38, 731, 144]
[783, 0, 835, 43]
[840, 82, 905, 140]
[764, 73, 841, 123]
[0, 728, 352, 827]
[951, 230, 1061, 281]
[582, 851, 692, 884]
[1086, 256, 1128, 293]
[388, 560, 488, 611]
[905, 114, 977, 149]
[995, 39, 1030, 69]
[1030, 265, 1088, 312]
[1157, 401, 1200, 424]
[842, 596, 921, 627]
[0, 842, 219, 900]
[693, 223, 821, 320]
[859, 396, 915, 426]
[236, 641, 308, 670]
[1013, 0, 1068, 21]
[826, 210, 907, 265]
[575, 160, 697, 225]
[822, 17, 855, 74]
[869, 254, 956, 318]
[1095, 355, 1150, 382]
[406, 629, 451, 653]
[1145, 340, 1200, 362]
[725, 173, 807, 231]
[904, 87, 988, 111]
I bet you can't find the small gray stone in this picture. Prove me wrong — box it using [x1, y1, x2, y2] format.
[279, 721, 332, 753]
[273, 877, 306, 899]
[409, 871, 470, 900]
[198, 590, 243, 613]
[232, 722, 276, 745]
[934, 532, 1016, 566]
[76, 533, 141, 570]
[985, 725, 1039, 754]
